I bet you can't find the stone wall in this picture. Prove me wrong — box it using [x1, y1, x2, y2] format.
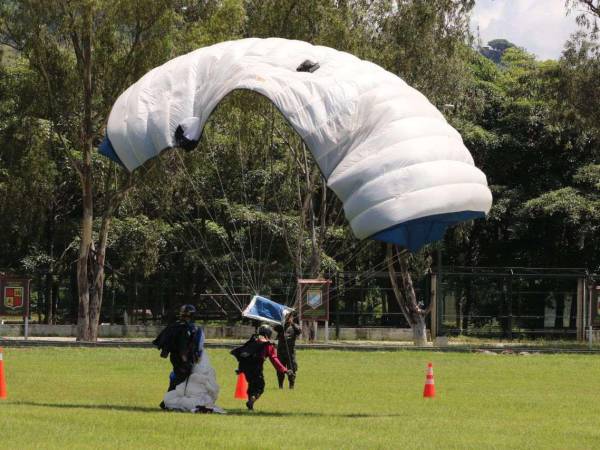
[0, 323, 415, 341]
[333, 327, 415, 341]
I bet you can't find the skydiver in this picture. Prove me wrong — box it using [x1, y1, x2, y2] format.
[154, 304, 203, 409]
[274, 312, 301, 389]
[231, 324, 293, 410]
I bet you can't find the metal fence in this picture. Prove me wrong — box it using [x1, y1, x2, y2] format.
[15, 267, 592, 341]
[436, 268, 588, 339]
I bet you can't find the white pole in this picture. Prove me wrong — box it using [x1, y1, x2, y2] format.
[313, 321, 318, 341]
[589, 283, 593, 350]
[324, 321, 329, 342]
[24, 316, 29, 340]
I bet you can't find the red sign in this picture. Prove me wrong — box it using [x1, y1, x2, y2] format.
[0, 276, 30, 317]
[4, 286, 24, 310]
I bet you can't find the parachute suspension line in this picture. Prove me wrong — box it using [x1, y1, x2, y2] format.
[321, 194, 348, 260]
[135, 169, 244, 313]
[136, 165, 243, 311]
[334, 251, 400, 297]
[258, 107, 296, 299]
[327, 250, 405, 306]
[203, 132, 259, 294]
[270, 157, 300, 306]
[149, 157, 249, 312]
[174, 148, 259, 296]
[162, 213, 242, 312]
[266, 109, 372, 292]
[302, 142, 319, 277]
[254, 109, 269, 292]
[324, 243, 375, 304]
[328, 246, 398, 300]
[329, 238, 374, 273]
[266, 112, 383, 305]
[202, 144, 258, 295]
[257, 114, 277, 291]
[319, 176, 327, 267]
[234, 118, 257, 291]
[161, 153, 246, 301]
[207, 127, 257, 293]
[285, 271, 298, 307]
[255, 109, 295, 295]
[269, 116, 315, 279]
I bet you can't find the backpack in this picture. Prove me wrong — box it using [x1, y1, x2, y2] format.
[152, 322, 191, 358]
[230, 335, 268, 363]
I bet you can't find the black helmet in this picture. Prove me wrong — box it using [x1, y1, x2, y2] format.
[257, 324, 273, 338]
[179, 304, 196, 318]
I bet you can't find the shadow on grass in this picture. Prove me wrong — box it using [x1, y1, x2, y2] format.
[10, 401, 160, 413]
[224, 409, 403, 418]
[10, 401, 403, 418]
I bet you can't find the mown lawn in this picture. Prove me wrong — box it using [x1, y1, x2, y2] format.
[1, 347, 599, 449]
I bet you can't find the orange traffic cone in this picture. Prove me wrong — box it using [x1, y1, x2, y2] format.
[0, 347, 6, 399]
[423, 362, 435, 398]
[234, 372, 248, 400]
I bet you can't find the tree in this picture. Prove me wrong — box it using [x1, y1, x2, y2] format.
[0, 0, 183, 340]
[387, 245, 431, 345]
[480, 38, 516, 64]
[567, 0, 600, 36]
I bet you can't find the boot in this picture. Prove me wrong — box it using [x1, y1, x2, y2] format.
[289, 373, 295, 389]
[246, 394, 260, 411]
[277, 372, 285, 389]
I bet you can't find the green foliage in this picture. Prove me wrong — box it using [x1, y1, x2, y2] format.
[1, 0, 600, 319]
[108, 215, 170, 277]
[522, 187, 595, 224]
[574, 164, 600, 190]
[488, 38, 515, 52]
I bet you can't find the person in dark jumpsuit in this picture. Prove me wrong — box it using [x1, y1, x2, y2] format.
[159, 304, 199, 409]
[236, 324, 292, 411]
[275, 312, 301, 389]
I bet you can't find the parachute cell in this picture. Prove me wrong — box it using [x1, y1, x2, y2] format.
[101, 38, 492, 251]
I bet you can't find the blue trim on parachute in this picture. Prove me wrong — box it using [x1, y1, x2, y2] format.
[98, 136, 126, 168]
[242, 295, 294, 326]
[370, 211, 485, 252]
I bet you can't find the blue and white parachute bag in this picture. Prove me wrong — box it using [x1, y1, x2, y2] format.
[242, 295, 294, 325]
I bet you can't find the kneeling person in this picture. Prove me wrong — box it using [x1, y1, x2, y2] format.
[153, 304, 202, 409]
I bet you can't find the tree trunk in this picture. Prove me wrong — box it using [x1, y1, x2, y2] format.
[412, 315, 428, 345]
[76, 197, 92, 341]
[45, 204, 55, 324]
[44, 272, 53, 325]
[384, 277, 405, 326]
[73, 8, 126, 341]
[387, 244, 431, 345]
[52, 279, 59, 324]
[75, 8, 94, 342]
[69, 267, 78, 323]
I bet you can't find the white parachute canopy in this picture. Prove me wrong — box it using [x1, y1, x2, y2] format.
[162, 351, 225, 413]
[100, 38, 492, 251]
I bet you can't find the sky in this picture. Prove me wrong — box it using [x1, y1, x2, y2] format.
[470, 0, 582, 60]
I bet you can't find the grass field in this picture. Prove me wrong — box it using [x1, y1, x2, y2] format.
[1, 347, 600, 449]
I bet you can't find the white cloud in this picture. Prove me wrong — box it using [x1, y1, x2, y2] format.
[471, 0, 580, 60]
